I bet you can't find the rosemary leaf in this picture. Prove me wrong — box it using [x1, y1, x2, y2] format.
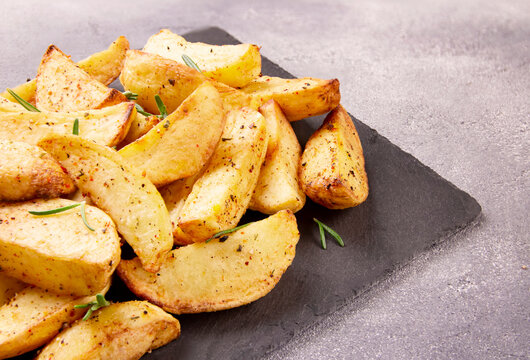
[80, 202, 95, 231]
[154, 95, 167, 119]
[73, 118, 79, 135]
[28, 203, 81, 215]
[74, 293, 110, 321]
[313, 218, 345, 248]
[317, 222, 326, 250]
[205, 222, 252, 243]
[122, 91, 138, 100]
[181, 54, 201, 72]
[6, 89, 40, 112]
[135, 103, 153, 117]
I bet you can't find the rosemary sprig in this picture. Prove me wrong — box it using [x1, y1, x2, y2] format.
[205, 222, 252, 243]
[122, 91, 138, 100]
[74, 294, 110, 321]
[313, 218, 344, 249]
[72, 118, 79, 135]
[154, 95, 167, 119]
[6, 89, 40, 112]
[29, 201, 95, 231]
[134, 103, 153, 117]
[181, 54, 201, 72]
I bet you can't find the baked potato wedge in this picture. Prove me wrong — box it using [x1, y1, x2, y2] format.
[249, 100, 305, 214]
[119, 112, 160, 147]
[0, 198, 120, 296]
[242, 75, 341, 121]
[177, 107, 268, 242]
[1, 36, 129, 104]
[0, 139, 75, 201]
[119, 81, 225, 187]
[0, 284, 110, 359]
[35, 45, 126, 112]
[143, 29, 261, 88]
[299, 105, 369, 209]
[0, 272, 26, 306]
[118, 210, 299, 314]
[120, 49, 206, 115]
[0, 98, 134, 147]
[39, 134, 173, 273]
[36, 301, 180, 360]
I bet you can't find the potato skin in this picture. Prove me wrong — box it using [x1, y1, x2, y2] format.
[118, 210, 299, 314]
[299, 105, 368, 209]
[36, 301, 180, 360]
[0, 139, 75, 201]
[0, 198, 120, 296]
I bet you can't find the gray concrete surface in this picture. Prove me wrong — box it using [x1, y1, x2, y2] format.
[1, 0, 528, 358]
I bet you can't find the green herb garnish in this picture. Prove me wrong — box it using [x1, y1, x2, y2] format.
[181, 54, 201, 72]
[6, 89, 40, 112]
[313, 218, 344, 249]
[154, 95, 167, 119]
[72, 118, 79, 135]
[29, 201, 95, 231]
[122, 91, 138, 100]
[134, 103, 153, 117]
[205, 223, 252, 243]
[74, 294, 110, 321]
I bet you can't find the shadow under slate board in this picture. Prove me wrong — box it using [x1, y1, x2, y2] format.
[12, 27, 481, 360]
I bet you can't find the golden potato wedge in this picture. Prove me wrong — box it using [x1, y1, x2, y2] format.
[299, 105, 368, 209]
[39, 134, 173, 273]
[249, 100, 305, 214]
[118, 112, 160, 147]
[212, 80, 255, 111]
[0, 272, 26, 306]
[120, 49, 207, 115]
[36, 45, 127, 112]
[177, 107, 268, 242]
[0, 139, 75, 201]
[1, 36, 129, 104]
[0, 284, 110, 359]
[0, 198, 120, 296]
[119, 81, 225, 187]
[118, 210, 299, 314]
[36, 301, 180, 360]
[143, 29, 261, 88]
[0, 99, 134, 147]
[241, 75, 341, 121]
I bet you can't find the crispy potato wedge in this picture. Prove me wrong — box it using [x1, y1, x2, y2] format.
[242, 75, 341, 121]
[119, 112, 160, 147]
[39, 134, 173, 273]
[118, 210, 299, 314]
[0, 98, 134, 147]
[212, 80, 255, 111]
[0, 272, 26, 306]
[299, 105, 368, 209]
[143, 29, 261, 88]
[119, 81, 225, 187]
[177, 107, 268, 242]
[0, 139, 75, 201]
[249, 100, 305, 214]
[36, 301, 180, 360]
[120, 50, 207, 115]
[0, 283, 110, 359]
[0, 198, 120, 296]
[36, 45, 126, 112]
[1, 36, 129, 104]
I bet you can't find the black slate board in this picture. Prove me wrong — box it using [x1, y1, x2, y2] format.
[12, 27, 481, 360]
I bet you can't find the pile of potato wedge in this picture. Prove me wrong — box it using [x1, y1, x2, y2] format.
[0, 29, 368, 359]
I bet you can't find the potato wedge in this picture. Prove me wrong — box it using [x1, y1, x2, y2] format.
[177, 107, 268, 242]
[36, 45, 127, 112]
[0, 198, 120, 296]
[249, 100, 305, 214]
[143, 29, 261, 88]
[299, 105, 369, 209]
[212, 80, 255, 111]
[0, 272, 26, 306]
[0, 139, 75, 201]
[119, 112, 160, 147]
[120, 50, 207, 115]
[1, 36, 129, 104]
[36, 301, 180, 360]
[39, 134, 173, 273]
[242, 75, 341, 121]
[0, 99, 134, 147]
[0, 284, 110, 359]
[119, 81, 225, 187]
[118, 210, 299, 314]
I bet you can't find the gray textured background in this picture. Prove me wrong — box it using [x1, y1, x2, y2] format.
[1, 0, 528, 359]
